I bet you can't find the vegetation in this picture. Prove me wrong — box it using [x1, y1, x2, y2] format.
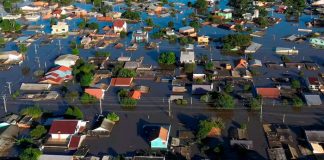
[158, 52, 176, 65]
[65, 91, 79, 102]
[145, 18, 154, 27]
[12, 90, 20, 99]
[292, 96, 303, 107]
[120, 31, 127, 38]
[72, 48, 80, 55]
[151, 30, 164, 39]
[30, 125, 47, 139]
[0, 19, 21, 32]
[78, 21, 99, 30]
[121, 10, 141, 21]
[214, 92, 235, 109]
[20, 105, 43, 119]
[72, 59, 95, 87]
[222, 34, 252, 51]
[200, 94, 212, 103]
[184, 63, 196, 73]
[284, 0, 306, 17]
[95, 51, 111, 57]
[81, 93, 98, 104]
[197, 118, 225, 140]
[117, 68, 137, 78]
[65, 106, 84, 119]
[168, 21, 174, 28]
[228, 0, 253, 18]
[224, 84, 234, 93]
[248, 97, 262, 110]
[254, 17, 269, 28]
[106, 112, 120, 122]
[189, 20, 200, 30]
[291, 79, 301, 89]
[118, 89, 129, 98]
[179, 37, 195, 45]
[193, 0, 208, 11]
[19, 148, 42, 160]
[15, 138, 34, 148]
[243, 84, 251, 91]
[175, 99, 188, 105]
[120, 97, 137, 109]
[18, 44, 28, 54]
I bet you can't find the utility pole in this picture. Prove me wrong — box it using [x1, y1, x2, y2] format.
[2, 95, 7, 113]
[99, 99, 102, 115]
[58, 40, 62, 52]
[35, 56, 41, 68]
[282, 114, 286, 124]
[6, 82, 12, 95]
[168, 99, 171, 117]
[34, 44, 37, 55]
[191, 97, 192, 105]
[260, 98, 263, 122]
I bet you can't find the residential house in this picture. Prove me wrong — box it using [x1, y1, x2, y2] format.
[20, 6, 41, 12]
[0, 51, 23, 65]
[235, 59, 248, 69]
[129, 90, 141, 100]
[32, 1, 49, 7]
[256, 87, 280, 99]
[303, 94, 322, 106]
[244, 42, 262, 53]
[85, 88, 105, 100]
[197, 36, 209, 46]
[110, 78, 133, 87]
[54, 54, 79, 67]
[132, 30, 149, 43]
[150, 125, 171, 149]
[48, 120, 86, 141]
[179, 26, 196, 37]
[91, 118, 115, 136]
[305, 130, 324, 154]
[249, 59, 262, 67]
[39, 66, 73, 85]
[192, 83, 214, 94]
[113, 20, 127, 33]
[310, 37, 324, 47]
[0, 125, 19, 156]
[51, 22, 69, 35]
[124, 61, 140, 69]
[180, 44, 195, 64]
[20, 83, 52, 91]
[306, 77, 322, 91]
[216, 10, 232, 19]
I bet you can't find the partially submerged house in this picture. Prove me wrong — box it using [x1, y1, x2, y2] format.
[179, 26, 196, 37]
[0, 51, 24, 65]
[132, 30, 149, 43]
[305, 130, 324, 154]
[303, 94, 322, 106]
[149, 125, 171, 149]
[40, 66, 73, 85]
[85, 88, 105, 100]
[110, 78, 133, 87]
[192, 83, 214, 94]
[310, 37, 324, 47]
[51, 22, 69, 35]
[91, 118, 115, 136]
[129, 90, 141, 100]
[244, 42, 262, 54]
[113, 20, 127, 33]
[180, 44, 195, 64]
[54, 54, 79, 67]
[48, 120, 86, 141]
[255, 87, 280, 99]
[306, 77, 322, 91]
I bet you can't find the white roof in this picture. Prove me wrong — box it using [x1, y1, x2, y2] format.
[20, 83, 52, 91]
[38, 154, 73, 160]
[304, 94, 322, 106]
[54, 54, 79, 67]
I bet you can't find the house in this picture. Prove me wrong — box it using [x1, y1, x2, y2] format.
[0, 50, 23, 65]
[129, 90, 141, 100]
[256, 87, 280, 99]
[20, 83, 52, 91]
[48, 120, 87, 141]
[179, 26, 196, 36]
[51, 22, 69, 35]
[244, 42, 262, 53]
[305, 130, 324, 154]
[113, 20, 127, 33]
[32, 1, 49, 7]
[192, 83, 214, 94]
[85, 88, 105, 100]
[54, 54, 79, 67]
[132, 30, 149, 43]
[303, 94, 322, 106]
[68, 135, 86, 150]
[180, 44, 195, 64]
[0, 125, 19, 156]
[310, 37, 324, 47]
[197, 36, 209, 46]
[91, 118, 115, 136]
[306, 77, 322, 91]
[20, 6, 41, 12]
[124, 61, 140, 69]
[110, 78, 133, 87]
[39, 66, 73, 85]
[235, 59, 248, 69]
[39, 154, 74, 160]
[150, 125, 171, 149]
[216, 11, 232, 19]
[249, 59, 262, 67]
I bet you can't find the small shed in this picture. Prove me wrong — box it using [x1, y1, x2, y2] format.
[303, 94, 322, 106]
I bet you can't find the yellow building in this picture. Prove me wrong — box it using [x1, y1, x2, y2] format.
[198, 36, 209, 46]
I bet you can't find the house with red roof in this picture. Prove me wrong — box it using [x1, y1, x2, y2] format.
[68, 135, 86, 150]
[39, 66, 73, 85]
[113, 20, 127, 33]
[129, 90, 141, 100]
[48, 120, 87, 141]
[110, 78, 133, 87]
[150, 125, 171, 149]
[85, 88, 105, 100]
[235, 59, 248, 69]
[256, 87, 280, 99]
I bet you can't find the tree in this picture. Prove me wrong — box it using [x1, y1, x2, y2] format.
[214, 92, 235, 109]
[30, 125, 47, 139]
[80, 93, 98, 104]
[168, 21, 174, 28]
[255, 17, 269, 28]
[184, 63, 196, 73]
[106, 112, 120, 122]
[224, 84, 234, 93]
[80, 73, 93, 87]
[120, 97, 137, 108]
[19, 148, 42, 160]
[291, 79, 301, 89]
[20, 105, 43, 119]
[64, 106, 84, 119]
[93, 0, 102, 7]
[121, 10, 140, 21]
[197, 118, 225, 140]
[73, 60, 95, 87]
[222, 34, 252, 51]
[193, 0, 208, 11]
[88, 22, 99, 30]
[145, 18, 154, 27]
[95, 51, 111, 57]
[72, 48, 80, 55]
[0, 19, 21, 32]
[292, 96, 303, 107]
[117, 68, 137, 78]
[189, 20, 200, 30]
[78, 21, 86, 29]
[50, 18, 57, 26]
[19, 44, 28, 53]
[200, 94, 212, 103]
[65, 91, 79, 102]
[118, 89, 129, 98]
[248, 98, 261, 110]
[243, 84, 251, 91]
[120, 31, 127, 38]
[158, 52, 176, 65]
[16, 138, 34, 148]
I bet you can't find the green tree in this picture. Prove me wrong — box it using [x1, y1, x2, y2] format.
[65, 91, 79, 102]
[64, 106, 84, 119]
[72, 48, 80, 55]
[193, 0, 208, 11]
[224, 84, 234, 93]
[200, 94, 211, 103]
[18, 44, 28, 54]
[78, 21, 86, 29]
[189, 20, 200, 30]
[158, 52, 176, 65]
[214, 92, 235, 109]
[222, 34, 252, 51]
[248, 98, 261, 110]
[168, 21, 174, 28]
[95, 51, 111, 57]
[15, 138, 34, 148]
[118, 89, 129, 98]
[145, 18, 154, 27]
[292, 96, 303, 107]
[20, 105, 43, 119]
[120, 97, 137, 108]
[50, 18, 57, 26]
[88, 22, 99, 30]
[291, 79, 301, 89]
[30, 125, 47, 139]
[117, 68, 137, 78]
[106, 112, 120, 122]
[120, 31, 127, 38]
[80, 93, 98, 104]
[121, 10, 140, 21]
[19, 148, 42, 160]
[197, 118, 225, 140]
[184, 63, 196, 73]
[80, 73, 93, 87]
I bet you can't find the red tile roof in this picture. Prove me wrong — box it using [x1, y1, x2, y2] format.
[113, 20, 125, 28]
[308, 77, 320, 85]
[256, 88, 280, 99]
[49, 66, 72, 72]
[110, 78, 133, 86]
[52, 9, 62, 15]
[85, 88, 104, 100]
[49, 120, 78, 134]
[235, 59, 248, 69]
[158, 127, 169, 141]
[68, 135, 81, 150]
[129, 90, 141, 100]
